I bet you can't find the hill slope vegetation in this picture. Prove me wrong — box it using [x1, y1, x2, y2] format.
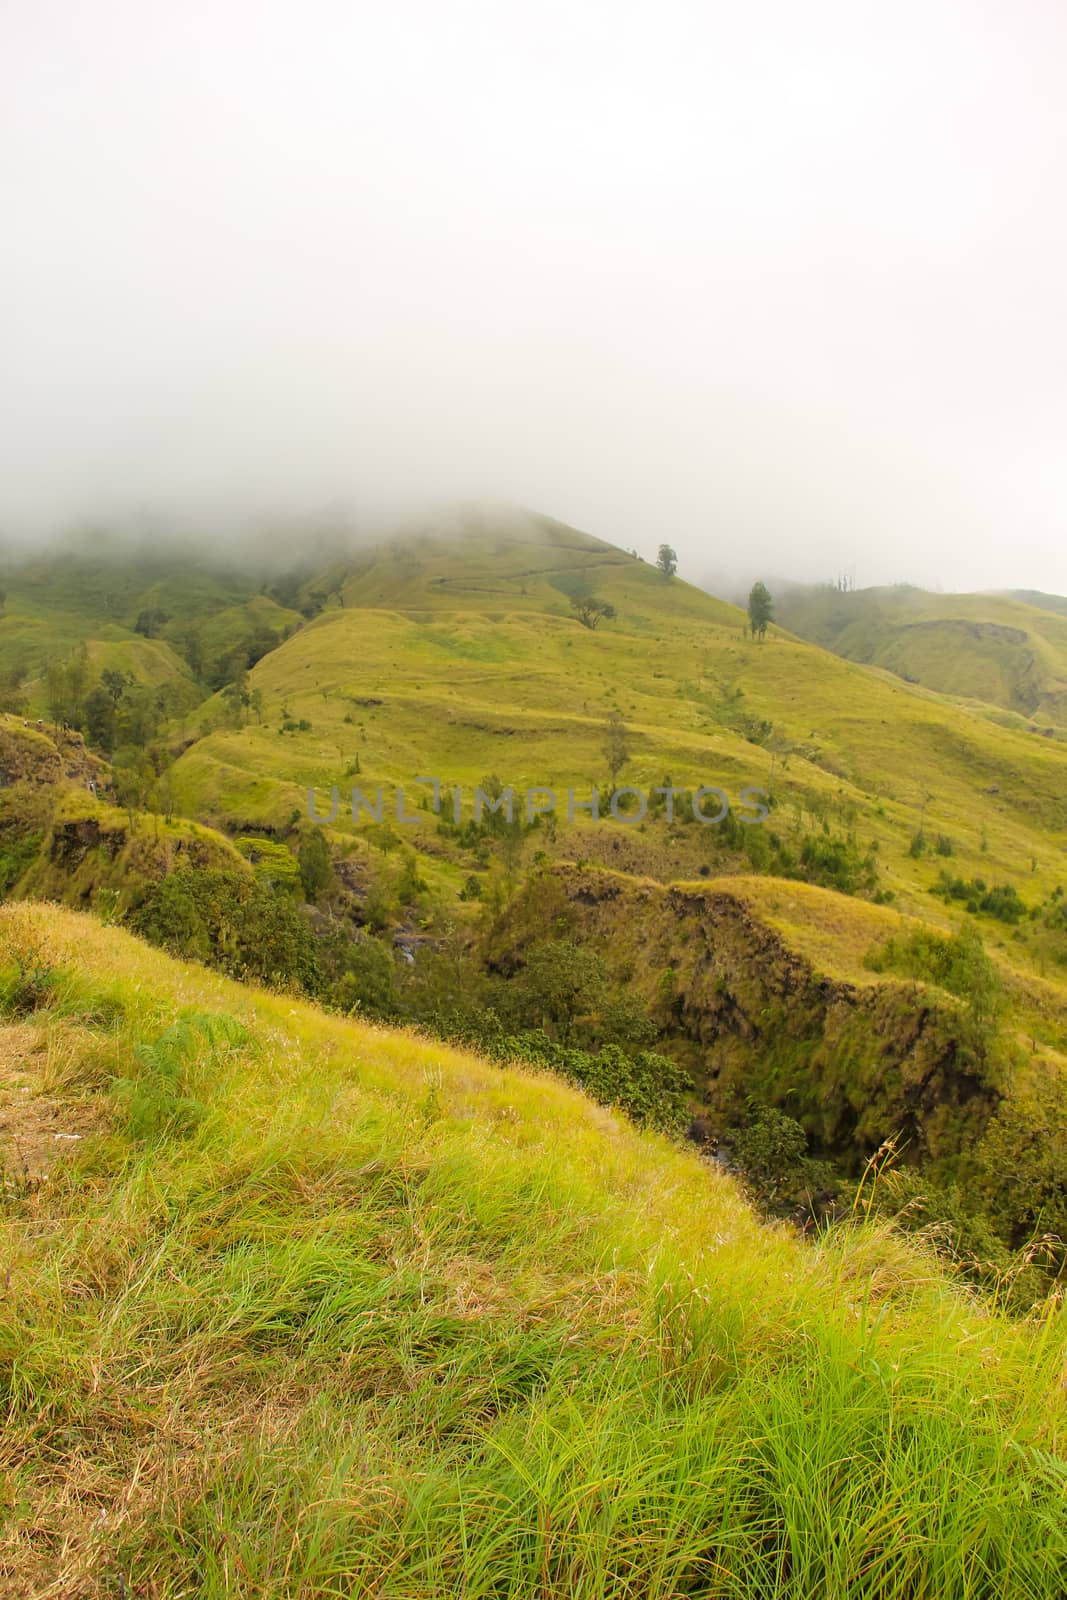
[2, 903, 1067, 1597]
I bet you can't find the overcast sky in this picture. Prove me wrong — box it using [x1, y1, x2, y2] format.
[4, 0, 1066, 593]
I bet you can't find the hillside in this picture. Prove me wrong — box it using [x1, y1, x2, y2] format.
[775, 583, 1067, 730]
[0, 541, 303, 718]
[158, 517, 1067, 977]
[2, 902, 1067, 1597]
[2, 523, 1067, 1240]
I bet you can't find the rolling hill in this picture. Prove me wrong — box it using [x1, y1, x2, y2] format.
[0, 539, 303, 715]
[158, 515, 1067, 972]
[4, 517, 1067, 1592]
[775, 582, 1067, 730]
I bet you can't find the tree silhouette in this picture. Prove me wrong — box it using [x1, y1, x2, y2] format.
[571, 595, 617, 630]
[656, 544, 677, 579]
[602, 709, 631, 791]
[748, 581, 773, 641]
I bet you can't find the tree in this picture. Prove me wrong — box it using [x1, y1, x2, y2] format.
[571, 595, 617, 631]
[134, 608, 169, 639]
[748, 581, 773, 641]
[84, 684, 117, 752]
[732, 1105, 808, 1206]
[517, 940, 610, 1042]
[297, 828, 334, 903]
[178, 627, 205, 679]
[112, 746, 155, 828]
[45, 658, 69, 726]
[656, 544, 677, 579]
[223, 670, 250, 726]
[330, 936, 398, 1018]
[101, 668, 129, 704]
[62, 643, 90, 728]
[398, 850, 427, 905]
[602, 709, 630, 791]
[0, 664, 28, 716]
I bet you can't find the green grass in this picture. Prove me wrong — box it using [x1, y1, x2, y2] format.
[163, 518, 1067, 989]
[0, 546, 302, 712]
[776, 583, 1067, 728]
[1, 902, 1066, 1597]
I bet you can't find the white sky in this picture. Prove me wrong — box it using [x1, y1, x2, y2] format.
[3, 0, 1066, 593]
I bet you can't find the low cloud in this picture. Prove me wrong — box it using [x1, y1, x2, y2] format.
[3, 1, 1066, 595]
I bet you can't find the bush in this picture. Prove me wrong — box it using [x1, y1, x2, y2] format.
[797, 832, 878, 895]
[297, 829, 334, 902]
[132, 868, 323, 994]
[327, 936, 399, 1019]
[237, 835, 302, 893]
[731, 1105, 809, 1205]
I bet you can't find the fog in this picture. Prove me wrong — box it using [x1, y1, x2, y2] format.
[4, 1, 1066, 595]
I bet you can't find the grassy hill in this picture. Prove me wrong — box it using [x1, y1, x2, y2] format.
[4, 521, 1067, 1591]
[0, 542, 303, 715]
[775, 583, 1067, 730]
[163, 517, 1067, 976]
[2, 901, 1067, 1597]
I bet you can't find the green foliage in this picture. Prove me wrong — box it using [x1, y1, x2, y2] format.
[0, 829, 43, 896]
[933, 871, 1027, 922]
[134, 607, 170, 638]
[44, 643, 90, 726]
[83, 684, 117, 751]
[132, 868, 322, 994]
[596, 990, 660, 1049]
[601, 708, 630, 788]
[509, 938, 610, 1042]
[112, 1013, 245, 1141]
[863, 1167, 1052, 1311]
[0, 942, 59, 1016]
[974, 1081, 1067, 1260]
[111, 745, 156, 823]
[748, 580, 773, 639]
[429, 1006, 691, 1132]
[570, 593, 617, 630]
[866, 922, 1006, 1064]
[656, 543, 677, 578]
[296, 828, 334, 902]
[397, 850, 427, 905]
[326, 934, 400, 1019]
[797, 832, 878, 895]
[237, 834, 303, 892]
[731, 1104, 810, 1206]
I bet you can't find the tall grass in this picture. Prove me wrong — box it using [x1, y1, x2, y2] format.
[2, 904, 1066, 1597]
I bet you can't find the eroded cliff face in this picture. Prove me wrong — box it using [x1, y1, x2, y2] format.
[0, 718, 106, 790]
[489, 865, 1002, 1174]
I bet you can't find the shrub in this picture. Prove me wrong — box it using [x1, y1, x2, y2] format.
[327, 935, 399, 1019]
[132, 868, 323, 994]
[297, 828, 334, 902]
